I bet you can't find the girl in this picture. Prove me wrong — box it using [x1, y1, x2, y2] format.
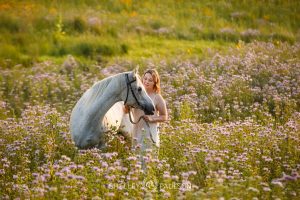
[125, 69, 168, 151]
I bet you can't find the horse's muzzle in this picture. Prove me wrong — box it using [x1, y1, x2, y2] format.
[143, 104, 155, 115]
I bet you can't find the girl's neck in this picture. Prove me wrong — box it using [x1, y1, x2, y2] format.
[146, 88, 156, 95]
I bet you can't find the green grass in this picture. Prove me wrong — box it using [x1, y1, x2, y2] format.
[116, 35, 233, 60]
[0, 0, 299, 67]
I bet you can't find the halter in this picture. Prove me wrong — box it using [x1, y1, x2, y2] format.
[128, 108, 156, 144]
[124, 73, 156, 144]
[124, 73, 142, 108]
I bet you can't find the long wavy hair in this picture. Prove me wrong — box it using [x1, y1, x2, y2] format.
[143, 69, 161, 94]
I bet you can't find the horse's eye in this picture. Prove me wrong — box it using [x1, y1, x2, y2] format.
[138, 87, 142, 92]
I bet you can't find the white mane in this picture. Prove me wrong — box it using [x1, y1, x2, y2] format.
[83, 76, 113, 108]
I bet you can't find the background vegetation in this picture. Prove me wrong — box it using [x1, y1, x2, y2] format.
[0, 0, 299, 67]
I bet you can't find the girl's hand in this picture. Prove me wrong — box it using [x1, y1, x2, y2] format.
[143, 115, 154, 122]
[124, 105, 130, 113]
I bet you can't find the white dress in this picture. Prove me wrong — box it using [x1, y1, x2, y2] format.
[131, 93, 160, 150]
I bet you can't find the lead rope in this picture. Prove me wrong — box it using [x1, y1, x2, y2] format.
[128, 108, 156, 144]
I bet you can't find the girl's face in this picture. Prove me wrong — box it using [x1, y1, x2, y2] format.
[142, 73, 155, 90]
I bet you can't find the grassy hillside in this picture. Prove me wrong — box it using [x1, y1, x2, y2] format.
[0, 0, 299, 67]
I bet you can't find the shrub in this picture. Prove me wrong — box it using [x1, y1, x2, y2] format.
[0, 13, 23, 33]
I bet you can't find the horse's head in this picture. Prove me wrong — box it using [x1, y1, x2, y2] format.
[123, 70, 155, 115]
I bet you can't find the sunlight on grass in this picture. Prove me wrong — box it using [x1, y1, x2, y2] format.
[0, 0, 299, 67]
[117, 35, 234, 61]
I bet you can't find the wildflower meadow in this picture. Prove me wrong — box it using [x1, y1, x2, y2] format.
[0, 1, 299, 199]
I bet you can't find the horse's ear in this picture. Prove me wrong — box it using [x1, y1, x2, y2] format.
[132, 66, 139, 78]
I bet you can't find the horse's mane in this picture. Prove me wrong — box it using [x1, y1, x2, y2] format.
[83, 75, 115, 107]
[81, 72, 139, 108]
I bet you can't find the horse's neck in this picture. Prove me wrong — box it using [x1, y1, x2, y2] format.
[88, 74, 124, 125]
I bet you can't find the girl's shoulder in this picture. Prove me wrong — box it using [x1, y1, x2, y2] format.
[153, 92, 160, 100]
[154, 93, 166, 104]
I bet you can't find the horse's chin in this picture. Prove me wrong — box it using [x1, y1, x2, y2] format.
[143, 103, 155, 115]
[144, 110, 154, 115]
[130, 103, 154, 115]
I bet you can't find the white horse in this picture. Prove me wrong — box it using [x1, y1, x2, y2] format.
[70, 70, 155, 149]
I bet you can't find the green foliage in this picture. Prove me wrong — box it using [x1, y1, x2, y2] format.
[0, 13, 22, 33]
[49, 32, 129, 58]
[0, 0, 299, 67]
[72, 17, 88, 33]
